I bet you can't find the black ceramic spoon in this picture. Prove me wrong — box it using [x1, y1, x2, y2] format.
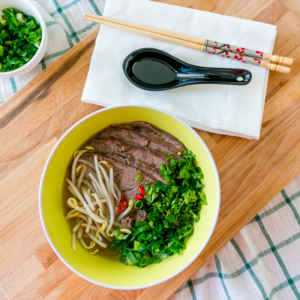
[123, 48, 252, 91]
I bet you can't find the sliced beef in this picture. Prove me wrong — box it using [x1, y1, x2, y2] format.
[131, 121, 185, 152]
[121, 216, 134, 230]
[98, 125, 181, 159]
[121, 210, 148, 230]
[106, 153, 162, 184]
[82, 153, 157, 201]
[136, 210, 148, 222]
[105, 153, 127, 164]
[98, 125, 148, 147]
[90, 139, 166, 170]
[127, 159, 162, 182]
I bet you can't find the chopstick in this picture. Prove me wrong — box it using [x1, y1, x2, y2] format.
[84, 14, 290, 74]
[85, 14, 292, 66]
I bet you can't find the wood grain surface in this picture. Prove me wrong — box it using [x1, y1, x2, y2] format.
[1, 0, 300, 299]
[281, 0, 300, 19]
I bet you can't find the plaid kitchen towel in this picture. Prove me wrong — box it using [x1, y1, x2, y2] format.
[1, 1, 300, 299]
[172, 173, 300, 300]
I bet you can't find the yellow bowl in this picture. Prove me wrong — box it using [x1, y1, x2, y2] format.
[39, 106, 220, 289]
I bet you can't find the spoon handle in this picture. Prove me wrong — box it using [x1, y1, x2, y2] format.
[177, 68, 251, 85]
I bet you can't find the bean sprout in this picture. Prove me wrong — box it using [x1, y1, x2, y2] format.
[88, 233, 107, 248]
[76, 165, 86, 190]
[78, 159, 96, 170]
[72, 219, 83, 232]
[82, 179, 96, 194]
[81, 186, 95, 212]
[94, 156, 115, 236]
[85, 216, 92, 233]
[72, 150, 91, 185]
[66, 150, 128, 257]
[110, 168, 118, 201]
[72, 232, 77, 251]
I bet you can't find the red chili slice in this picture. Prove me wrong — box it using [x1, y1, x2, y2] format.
[117, 199, 128, 212]
[135, 194, 143, 200]
[138, 185, 145, 196]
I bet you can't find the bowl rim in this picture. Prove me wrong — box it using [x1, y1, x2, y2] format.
[0, 0, 48, 77]
[39, 105, 221, 290]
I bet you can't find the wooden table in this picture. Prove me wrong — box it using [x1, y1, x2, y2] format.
[281, 0, 300, 19]
[1, 0, 300, 299]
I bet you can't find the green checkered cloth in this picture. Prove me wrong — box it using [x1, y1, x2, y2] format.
[1, 1, 300, 299]
[172, 174, 300, 300]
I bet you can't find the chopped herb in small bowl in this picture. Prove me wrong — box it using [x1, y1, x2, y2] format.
[0, 2, 47, 77]
[0, 8, 42, 72]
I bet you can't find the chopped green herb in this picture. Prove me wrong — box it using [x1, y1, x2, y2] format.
[135, 170, 142, 182]
[110, 148, 207, 267]
[166, 152, 173, 160]
[0, 8, 42, 72]
[145, 181, 151, 185]
[134, 200, 144, 210]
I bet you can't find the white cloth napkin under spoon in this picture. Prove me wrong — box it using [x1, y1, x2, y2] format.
[82, 0, 277, 139]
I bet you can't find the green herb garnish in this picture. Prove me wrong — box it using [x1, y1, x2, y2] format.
[145, 181, 151, 185]
[110, 149, 207, 267]
[0, 8, 42, 72]
[134, 200, 144, 210]
[166, 152, 173, 160]
[135, 170, 142, 182]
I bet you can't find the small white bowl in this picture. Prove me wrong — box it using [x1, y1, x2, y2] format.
[0, 0, 48, 77]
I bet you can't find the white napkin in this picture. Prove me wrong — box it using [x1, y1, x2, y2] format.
[82, 0, 277, 139]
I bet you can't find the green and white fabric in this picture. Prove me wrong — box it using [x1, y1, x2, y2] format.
[0, 1, 299, 299]
[172, 173, 300, 300]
